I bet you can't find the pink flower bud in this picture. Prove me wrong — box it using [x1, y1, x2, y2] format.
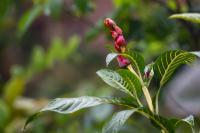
[104, 18, 116, 31]
[143, 63, 154, 80]
[111, 31, 118, 39]
[117, 55, 130, 68]
[115, 35, 126, 51]
[114, 25, 122, 34]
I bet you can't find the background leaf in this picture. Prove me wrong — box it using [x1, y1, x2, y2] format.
[18, 5, 42, 36]
[102, 109, 137, 133]
[170, 13, 200, 24]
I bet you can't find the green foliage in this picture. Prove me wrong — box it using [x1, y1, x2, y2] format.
[102, 109, 137, 133]
[170, 13, 200, 24]
[172, 115, 195, 132]
[18, 0, 64, 36]
[105, 51, 145, 76]
[0, 100, 10, 130]
[121, 51, 145, 75]
[74, 0, 94, 16]
[106, 53, 118, 67]
[153, 50, 197, 114]
[3, 75, 26, 105]
[96, 69, 142, 100]
[153, 50, 196, 87]
[24, 97, 133, 130]
[117, 69, 142, 99]
[25, 47, 198, 132]
[3, 36, 80, 105]
[18, 5, 43, 37]
[40, 96, 104, 114]
[7, 1, 199, 132]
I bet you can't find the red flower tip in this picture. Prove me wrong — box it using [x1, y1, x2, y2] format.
[115, 35, 126, 51]
[117, 55, 130, 68]
[104, 18, 116, 30]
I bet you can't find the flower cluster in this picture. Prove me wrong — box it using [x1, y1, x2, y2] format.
[104, 18, 130, 68]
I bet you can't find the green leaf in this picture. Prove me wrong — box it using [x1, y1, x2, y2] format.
[23, 113, 40, 131]
[105, 51, 145, 74]
[106, 53, 118, 66]
[169, 13, 200, 24]
[24, 96, 103, 129]
[121, 51, 145, 76]
[0, 100, 10, 130]
[172, 115, 195, 133]
[96, 69, 142, 99]
[3, 76, 25, 105]
[40, 96, 104, 114]
[137, 108, 175, 133]
[18, 5, 43, 36]
[102, 109, 137, 133]
[153, 50, 196, 87]
[190, 51, 200, 58]
[24, 96, 135, 130]
[117, 69, 142, 98]
[46, 36, 79, 68]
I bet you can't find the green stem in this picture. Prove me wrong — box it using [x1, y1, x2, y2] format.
[137, 110, 169, 133]
[155, 87, 161, 114]
[127, 65, 154, 113]
[142, 86, 154, 113]
[161, 129, 166, 133]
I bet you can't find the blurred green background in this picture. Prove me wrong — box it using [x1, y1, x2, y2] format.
[0, 0, 200, 132]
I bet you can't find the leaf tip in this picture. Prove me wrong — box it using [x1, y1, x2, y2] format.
[23, 112, 41, 131]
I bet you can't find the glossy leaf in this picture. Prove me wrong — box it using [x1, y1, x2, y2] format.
[24, 96, 103, 129]
[40, 96, 104, 114]
[153, 50, 196, 87]
[102, 109, 137, 133]
[117, 69, 142, 98]
[24, 96, 135, 130]
[172, 115, 195, 133]
[190, 51, 200, 58]
[170, 13, 200, 24]
[96, 69, 142, 98]
[106, 53, 118, 66]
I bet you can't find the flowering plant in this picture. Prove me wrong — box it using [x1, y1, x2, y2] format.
[24, 14, 200, 133]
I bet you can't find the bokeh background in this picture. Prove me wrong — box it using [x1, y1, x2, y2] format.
[0, 0, 200, 132]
